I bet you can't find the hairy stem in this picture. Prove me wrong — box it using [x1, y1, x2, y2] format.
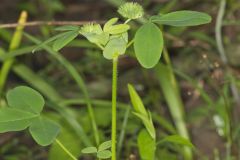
[55, 139, 78, 160]
[111, 56, 118, 160]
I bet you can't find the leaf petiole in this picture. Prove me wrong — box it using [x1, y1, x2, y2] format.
[55, 138, 78, 160]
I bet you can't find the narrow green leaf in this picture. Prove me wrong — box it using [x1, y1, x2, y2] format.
[97, 150, 112, 159]
[53, 30, 79, 51]
[7, 86, 45, 114]
[98, 140, 112, 152]
[134, 22, 163, 68]
[81, 147, 98, 154]
[150, 10, 212, 26]
[0, 108, 37, 132]
[127, 84, 148, 117]
[160, 135, 194, 148]
[55, 25, 80, 31]
[138, 129, 156, 160]
[29, 117, 60, 146]
[32, 32, 69, 53]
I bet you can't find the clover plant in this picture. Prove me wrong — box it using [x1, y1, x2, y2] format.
[81, 140, 112, 159]
[0, 2, 212, 160]
[0, 86, 60, 146]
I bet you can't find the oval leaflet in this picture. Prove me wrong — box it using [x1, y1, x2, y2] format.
[150, 10, 212, 27]
[134, 22, 164, 68]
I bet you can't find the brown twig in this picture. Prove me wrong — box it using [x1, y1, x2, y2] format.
[0, 20, 105, 29]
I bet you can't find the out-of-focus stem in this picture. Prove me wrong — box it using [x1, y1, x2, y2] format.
[0, 11, 27, 97]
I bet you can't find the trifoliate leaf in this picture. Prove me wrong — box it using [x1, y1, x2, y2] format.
[103, 33, 128, 59]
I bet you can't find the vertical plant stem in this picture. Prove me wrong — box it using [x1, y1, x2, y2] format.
[215, 0, 227, 64]
[0, 11, 27, 96]
[55, 139, 78, 160]
[215, 0, 240, 105]
[215, 1, 236, 157]
[111, 56, 118, 160]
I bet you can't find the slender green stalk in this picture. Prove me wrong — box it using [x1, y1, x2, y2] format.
[55, 139, 78, 160]
[215, 1, 237, 157]
[0, 11, 27, 96]
[215, 0, 240, 105]
[215, 0, 227, 64]
[111, 56, 118, 160]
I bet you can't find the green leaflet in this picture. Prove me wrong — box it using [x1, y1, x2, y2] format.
[138, 129, 156, 160]
[134, 22, 164, 68]
[104, 17, 130, 34]
[53, 30, 79, 51]
[105, 24, 130, 34]
[98, 140, 112, 152]
[29, 117, 60, 146]
[97, 150, 112, 159]
[103, 18, 119, 31]
[0, 108, 37, 132]
[81, 147, 98, 154]
[103, 33, 128, 59]
[150, 10, 212, 27]
[7, 86, 45, 114]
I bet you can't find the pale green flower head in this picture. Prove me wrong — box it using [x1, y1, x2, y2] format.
[80, 23, 102, 35]
[118, 2, 144, 19]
